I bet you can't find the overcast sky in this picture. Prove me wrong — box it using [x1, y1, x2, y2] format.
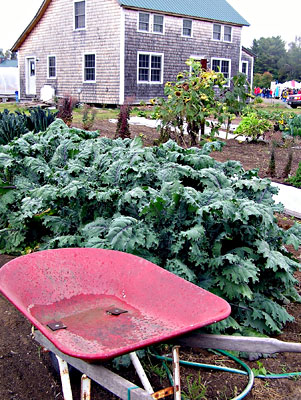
[0, 0, 300, 52]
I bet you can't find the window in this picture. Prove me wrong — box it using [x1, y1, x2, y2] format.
[153, 15, 164, 33]
[183, 19, 192, 37]
[84, 54, 95, 82]
[213, 24, 221, 40]
[241, 61, 248, 75]
[224, 26, 232, 42]
[29, 60, 35, 76]
[211, 58, 230, 84]
[138, 13, 150, 32]
[138, 53, 163, 84]
[213, 24, 232, 42]
[138, 13, 164, 34]
[48, 56, 56, 78]
[75, 1, 85, 29]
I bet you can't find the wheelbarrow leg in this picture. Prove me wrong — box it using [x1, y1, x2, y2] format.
[56, 355, 73, 400]
[81, 374, 91, 400]
[172, 346, 181, 400]
[130, 352, 154, 394]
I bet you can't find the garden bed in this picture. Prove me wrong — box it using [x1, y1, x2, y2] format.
[0, 119, 300, 400]
[77, 118, 301, 185]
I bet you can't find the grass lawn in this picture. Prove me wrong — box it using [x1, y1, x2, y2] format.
[253, 102, 301, 115]
[0, 102, 154, 125]
[0, 101, 300, 125]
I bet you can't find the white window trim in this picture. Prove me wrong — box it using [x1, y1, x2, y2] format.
[212, 23, 222, 41]
[212, 24, 232, 43]
[223, 25, 232, 43]
[137, 12, 165, 35]
[74, 0, 86, 31]
[47, 55, 56, 79]
[152, 14, 165, 35]
[211, 57, 231, 86]
[83, 52, 96, 83]
[137, 51, 164, 85]
[182, 18, 193, 38]
[241, 60, 249, 75]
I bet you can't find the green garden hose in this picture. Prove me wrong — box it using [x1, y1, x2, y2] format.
[149, 348, 301, 400]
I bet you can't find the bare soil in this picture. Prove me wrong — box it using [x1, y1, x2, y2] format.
[1, 119, 301, 400]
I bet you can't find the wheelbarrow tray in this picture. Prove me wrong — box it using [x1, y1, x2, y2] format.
[0, 248, 230, 361]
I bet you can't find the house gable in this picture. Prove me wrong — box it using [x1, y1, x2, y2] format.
[12, 0, 251, 104]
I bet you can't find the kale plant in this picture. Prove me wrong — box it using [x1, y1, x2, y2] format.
[0, 119, 300, 335]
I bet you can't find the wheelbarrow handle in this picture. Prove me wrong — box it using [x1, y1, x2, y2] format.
[176, 333, 301, 354]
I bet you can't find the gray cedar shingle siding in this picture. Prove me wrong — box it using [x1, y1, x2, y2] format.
[18, 0, 121, 104]
[241, 48, 254, 86]
[124, 9, 242, 102]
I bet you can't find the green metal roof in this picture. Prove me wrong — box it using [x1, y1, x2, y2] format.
[118, 0, 249, 26]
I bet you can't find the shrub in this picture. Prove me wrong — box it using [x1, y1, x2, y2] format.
[282, 148, 293, 178]
[57, 96, 76, 126]
[287, 162, 301, 188]
[266, 143, 276, 177]
[115, 98, 133, 139]
[254, 97, 263, 104]
[234, 113, 273, 141]
[82, 104, 97, 130]
[0, 120, 300, 335]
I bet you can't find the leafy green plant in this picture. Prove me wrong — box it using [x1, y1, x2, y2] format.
[252, 361, 267, 377]
[182, 373, 208, 400]
[137, 110, 147, 118]
[234, 113, 273, 141]
[285, 114, 301, 137]
[287, 162, 301, 188]
[254, 97, 263, 104]
[26, 107, 58, 133]
[0, 109, 28, 144]
[0, 120, 301, 335]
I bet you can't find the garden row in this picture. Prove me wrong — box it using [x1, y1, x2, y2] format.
[1, 61, 301, 337]
[0, 118, 301, 336]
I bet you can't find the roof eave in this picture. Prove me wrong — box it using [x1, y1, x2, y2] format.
[11, 0, 52, 52]
[242, 46, 256, 58]
[121, 5, 249, 26]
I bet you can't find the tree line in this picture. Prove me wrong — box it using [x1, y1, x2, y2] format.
[250, 36, 301, 87]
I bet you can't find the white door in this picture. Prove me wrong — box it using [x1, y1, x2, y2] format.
[26, 58, 36, 95]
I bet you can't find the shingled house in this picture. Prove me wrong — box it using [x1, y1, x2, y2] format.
[12, 0, 252, 104]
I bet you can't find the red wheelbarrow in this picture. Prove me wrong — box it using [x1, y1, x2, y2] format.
[0, 248, 230, 399]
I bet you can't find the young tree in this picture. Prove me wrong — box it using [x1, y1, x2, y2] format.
[221, 73, 253, 138]
[154, 60, 226, 146]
